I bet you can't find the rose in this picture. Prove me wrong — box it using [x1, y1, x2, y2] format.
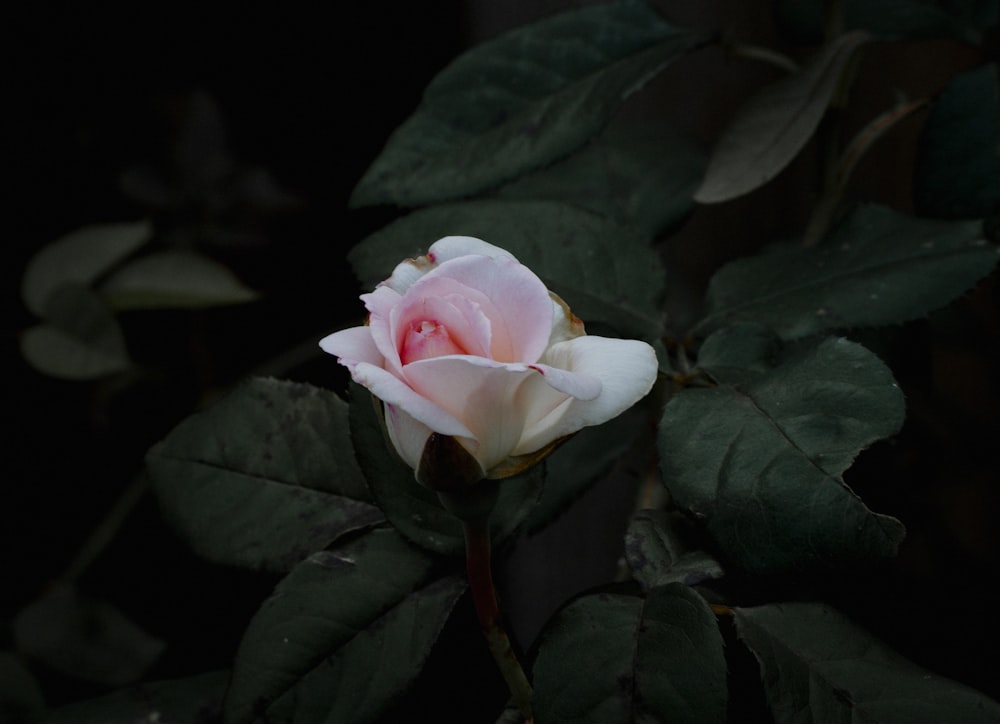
[320, 236, 658, 480]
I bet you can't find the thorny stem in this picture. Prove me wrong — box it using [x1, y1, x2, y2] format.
[463, 516, 533, 722]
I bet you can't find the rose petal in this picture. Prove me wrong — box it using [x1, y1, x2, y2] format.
[361, 285, 406, 376]
[415, 255, 553, 363]
[383, 403, 434, 471]
[380, 237, 517, 295]
[349, 361, 473, 439]
[403, 355, 536, 471]
[319, 326, 383, 367]
[426, 236, 518, 265]
[514, 336, 658, 454]
[393, 288, 492, 363]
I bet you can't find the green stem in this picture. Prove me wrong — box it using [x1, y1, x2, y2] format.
[463, 517, 533, 722]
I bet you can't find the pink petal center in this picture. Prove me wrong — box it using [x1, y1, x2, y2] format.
[400, 319, 467, 364]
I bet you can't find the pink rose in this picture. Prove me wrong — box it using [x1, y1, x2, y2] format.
[320, 236, 658, 479]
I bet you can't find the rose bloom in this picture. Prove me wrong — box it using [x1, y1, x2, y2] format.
[321, 236, 658, 480]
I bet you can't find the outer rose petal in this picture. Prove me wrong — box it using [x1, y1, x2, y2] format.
[514, 336, 658, 455]
[382, 236, 517, 294]
[319, 326, 383, 367]
[403, 355, 537, 472]
[383, 403, 434, 471]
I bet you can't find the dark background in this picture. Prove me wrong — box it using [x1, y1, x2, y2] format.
[5, 1, 999, 720]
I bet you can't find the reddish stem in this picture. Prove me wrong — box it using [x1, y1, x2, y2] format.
[463, 517, 533, 722]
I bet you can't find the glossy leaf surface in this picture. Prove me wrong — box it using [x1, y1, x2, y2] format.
[660, 332, 906, 573]
[736, 602, 1000, 723]
[148, 378, 383, 572]
[533, 583, 726, 724]
[695, 204, 999, 339]
[351, 0, 705, 207]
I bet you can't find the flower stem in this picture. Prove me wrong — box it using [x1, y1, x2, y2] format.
[463, 517, 533, 722]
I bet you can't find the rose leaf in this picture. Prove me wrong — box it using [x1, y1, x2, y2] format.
[146, 377, 384, 573]
[350, 0, 706, 207]
[43, 669, 229, 724]
[694, 31, 868, 204]
[624, 509, 724, 592]
[225, 527, 464, 724]
[734, 601, 1000, 723]
[659, 333, 906, 574]
[693, 204, 1000, 340]
[495, 118, 706, 239]
[532, 583, 727, 724]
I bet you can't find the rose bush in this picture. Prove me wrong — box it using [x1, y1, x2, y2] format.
[320, 236, 658, 480]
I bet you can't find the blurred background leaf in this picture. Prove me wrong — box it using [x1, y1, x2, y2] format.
[101, 250, 259, 310]
[21, 221, 152, 318]
[694, 31, 868, 204]
[915, 62, 1000, 220]
[773, 0, 998, 44]
[13, 584, 164, 688]
[20, 285, 132, 380]
[0, 652, 45, 724]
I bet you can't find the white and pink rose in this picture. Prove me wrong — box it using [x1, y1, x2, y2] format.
[320, 236, 658, 480]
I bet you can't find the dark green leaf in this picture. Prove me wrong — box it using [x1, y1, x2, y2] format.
[533, 583, 727, 724]
[12, 584, 163, 687]
[350, 0, 706, 207]
[660, 334, 906, 573]
[624, 509, 724, 590]
[916, 62, 1000, 220]
[774, 0, 998, 44]
[0, 652, 45, 723]
[349, 200, 665, 343]
[43, 669, 227, 724]
[735, 602, 1000, 723]
[259, 576, 465, 723]
[348, 384, 541, 556]
[225, 527, 459, 724]
[526, 404, 644, 533]
[496, 119, 706, 238]
[147, 378, 383, 572]
[694, 204, 1000, 339]
[694, 31, 868, 204]
[20, 284, 131, 380]
[695, 322, 781, 385]
[101, 250, 258, 310]
[21, 220, 152, 317]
